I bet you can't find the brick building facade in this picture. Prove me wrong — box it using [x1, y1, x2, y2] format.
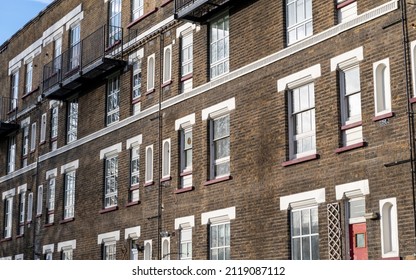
[1, 0, 416, 260]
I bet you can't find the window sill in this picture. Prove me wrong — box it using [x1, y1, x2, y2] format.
[126, 201, 141, 207]
[130, 184, 140, 191]
[337, 0, 356, 9]
[335, 141, 366, 154]
[144, 181, 154, 187]
[161, 0, 173, 7]
[127, 8, 158, 29]
[51, 137, 58, 142]
[381, 256, 400, 260]
[410, 97, 416, 104]
[105, 40, 121, 52]
[181, 73, 193, 82]
[1, 237, 12, 242]
[372, 112, 394, 122]
[16, 234, 24, 239]
[174, 186, 194, 194]
[59, 218, 75, 224]
[180, 170, 193, 177]
[161, 176, 172, 183]
[132, 97, 142, 104]
[22, 86, 40, 99]
[36, 214, 42, 218]
[146, 88, 155, 95]
[341, 121, 362, 131]
[26, 220, 33, 225]
[99, 206, 118, 214]
[282, 154, 319, 167]
[204, 175, 232, 186]
[44, 223, 54, 227]
[161, 80, 172, 88]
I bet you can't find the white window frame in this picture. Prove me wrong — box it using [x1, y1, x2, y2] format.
[175, 215, 195, 260]
[286, 0, 313, 45]
[175, 114, 195, 187]
[58, 240, 76, 260]
[10, 71, 19, 110]
[337, 0, 357, 24]
[7, 136, 16, 174]
[108, 0, 122, 46]
[411, 40, 416, 98]
[98, 230, 120, 260]
[379, 198, 399, 258]
[69, 23, 81, 70]
[107, 75, 120, 125]
[61, 160, 79, 220]
[27, 192, 33, 222]
[22, 123, 30, 157]
[162, 139, 171, 179]
[132, 0, 144, 21]
[330, 47, 364, 147]
[125, 226, 141, 260]
[147, 54, 155, 92]
[53, 37, 62, 71]
[277, 64, 321, 160]
[15, 254, 24, 260]
[40, 113, 47, 143]
[25, 61, 33, 94]
[17, 185, 27, 236]
[43, 244, 55, 260]
[210, 13, 229, 79]
[46, 168, 57, 224]
[3, 189, 16, 239]
[51, 104, 59, 140]
[181, 31, 193, 78]
[100, 143, 122, 208]
[280, 188, 325, 260]
[127, 135, 142, 202]
[36, 185, 43, 216]
[30, 122, 37, 151]
[132, 59, 142, 101]
[145, 145, 154, 184]
[290, 206, 319, 260]
[210, 115, 230, 179]
[202, 98, 236, 180]
[201, 207, 235, 260]
[373, 58, 392, 117]
[67, 99, 78, 143]
[163, 45, 172, 84]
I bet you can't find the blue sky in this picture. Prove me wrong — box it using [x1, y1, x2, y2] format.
[0, 0, 53, 45]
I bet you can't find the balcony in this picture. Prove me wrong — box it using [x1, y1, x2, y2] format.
[0, 97, 19, 138]
[174, 0, 231, 22]
[42, 25, 127, 100]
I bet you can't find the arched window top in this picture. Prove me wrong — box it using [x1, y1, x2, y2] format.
[373, 58, 391, 116]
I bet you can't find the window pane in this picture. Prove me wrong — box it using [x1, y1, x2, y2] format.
[301, 209, 310, 235]
[311, 235, 319, 260]
[211, 226, 218, 248]
[214, 115, 230, 139]
[347, 93, 361, 118]
[292, 238, 301, 260]
[292, 211, 301, 236]
[302, 236, 311, 260]
[311, 207, 318, 234]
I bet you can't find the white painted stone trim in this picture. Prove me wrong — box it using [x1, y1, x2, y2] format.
[9, 39, 42, 74]
[201, 207, 236, 225]
[277, 64, 321, 92]
[42, 244, 55, 254]
[46, 168, 58, 179]
[17, 184, 27, 194]
[202, 98, 236, 120]
[126, 135, 143, 149]
[57, 240, 77, 251]
[125, 226, 141, 240]
[0, 163, 37, 184]
[98, 230, 120, 244]
[335, 179, 369, 200]
[2, 188, 16, 200]
[65, 12, 84, 30]
[60, 160, 79, 174]
[280, 188, 326, 210]
[175, 215, 195, 229]
[129, 48, 144, 62]
[330, 46, 364, 71]
[379, 197, 399, 258]
[411, 40, 416, 97]
[175, 113, 196, 131]
[21, 117, 30, 127]
[176, 22, 195, 38]
[99, 143, 122, 159]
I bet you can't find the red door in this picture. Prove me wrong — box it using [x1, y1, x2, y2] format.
[349, 223, 368, 260]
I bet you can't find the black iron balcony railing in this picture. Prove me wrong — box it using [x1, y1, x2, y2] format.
[42, 25, 127, 100]
[0, 97, 19, 138]
[174, 0, 231, 22]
